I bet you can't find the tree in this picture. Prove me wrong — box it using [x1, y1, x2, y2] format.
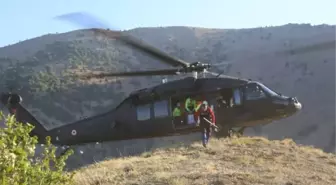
[0, 112, 75, 185]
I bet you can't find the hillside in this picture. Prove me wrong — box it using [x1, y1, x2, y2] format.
[73, 137, 336, 185]
[0, 23, 335, 153]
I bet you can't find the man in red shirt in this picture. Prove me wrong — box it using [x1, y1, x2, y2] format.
[194, 101, 216, 147]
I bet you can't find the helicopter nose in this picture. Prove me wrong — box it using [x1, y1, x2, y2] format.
[294, 101, 302, 110]
[289, 97, 302, 111]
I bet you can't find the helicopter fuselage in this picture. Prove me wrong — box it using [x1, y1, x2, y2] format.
[1, 76, 302, 146]
[105, 76, 302, 141]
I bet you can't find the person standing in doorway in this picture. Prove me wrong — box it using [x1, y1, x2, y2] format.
[173, 102, 183, 125]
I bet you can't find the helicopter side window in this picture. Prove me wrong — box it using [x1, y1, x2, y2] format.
[136, 104, 151, 121]
[245, 84, 266, 100]
[233, 88, 242, 105]
[153, 100, 169, 118]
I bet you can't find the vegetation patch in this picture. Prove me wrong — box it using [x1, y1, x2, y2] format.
[0, 112, 75, 185]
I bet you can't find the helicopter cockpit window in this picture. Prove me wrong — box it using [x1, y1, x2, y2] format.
[154, 100, 169, 118]
[257, 83, 279, 97]
[245, 84, 266, 100]
[136, 104, 151, 121]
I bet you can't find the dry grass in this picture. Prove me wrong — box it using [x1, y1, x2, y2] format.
[74, 137, 336, 185]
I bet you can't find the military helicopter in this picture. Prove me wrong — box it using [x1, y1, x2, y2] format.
[1, 12, 333, 146]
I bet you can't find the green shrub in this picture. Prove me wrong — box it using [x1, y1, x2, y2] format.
[0, 111, 75, 185]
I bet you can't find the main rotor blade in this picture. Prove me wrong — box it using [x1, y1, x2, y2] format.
[55, 12, 110, 29]
[55, 12, 190, 68]
[281, 40, 335, 55]
[75, 69, 181, 79]
[90, 28, 190, 68]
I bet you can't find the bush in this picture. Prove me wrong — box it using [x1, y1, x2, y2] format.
[0, 111, 75, 185]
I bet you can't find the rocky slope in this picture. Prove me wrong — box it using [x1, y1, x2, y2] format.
[0, 23, 335, 152]
[73, 137, 336, 185]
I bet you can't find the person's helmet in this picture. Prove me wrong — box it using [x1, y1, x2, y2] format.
[201, 101, 208, 110]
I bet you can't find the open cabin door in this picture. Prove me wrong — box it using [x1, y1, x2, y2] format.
[170, 95, 200, 131]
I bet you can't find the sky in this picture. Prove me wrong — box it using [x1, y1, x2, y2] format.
[1, 0, 335, 47]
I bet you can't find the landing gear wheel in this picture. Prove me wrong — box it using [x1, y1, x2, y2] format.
[229, 127, 245, 138]
[228, 129, 234, 138]
[215, 125, 231, 138]
[236, 127, 246, 138]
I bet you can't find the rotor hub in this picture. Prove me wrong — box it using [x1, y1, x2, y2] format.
[187, 62, 211, 72]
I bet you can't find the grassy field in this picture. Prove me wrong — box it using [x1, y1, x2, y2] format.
[74, 137, 336, 185]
